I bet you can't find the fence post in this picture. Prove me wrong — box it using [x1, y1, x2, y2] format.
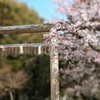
[50, 46, 59, 100]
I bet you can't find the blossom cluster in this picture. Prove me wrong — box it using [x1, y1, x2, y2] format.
[44, 0, 100, 99]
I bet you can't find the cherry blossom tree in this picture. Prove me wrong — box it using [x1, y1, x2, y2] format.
[44, 0, 100, 99]
[0, 67, 30, 100]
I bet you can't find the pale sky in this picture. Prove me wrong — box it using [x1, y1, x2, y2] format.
[18, 0, 68, 21]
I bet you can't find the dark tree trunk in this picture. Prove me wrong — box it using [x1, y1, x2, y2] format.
[14, 89, 19, 100]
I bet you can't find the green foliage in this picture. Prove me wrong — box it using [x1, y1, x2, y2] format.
[5, 54, 50, 100]
[0, 0, 43, 26]
[26, 55, 50, 99]
[0, 0, 44, 44]
[0, 0, 50, 100]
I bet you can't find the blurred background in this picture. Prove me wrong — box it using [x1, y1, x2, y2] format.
[18, 0, 67, 21]
[0, 0, 66, 100]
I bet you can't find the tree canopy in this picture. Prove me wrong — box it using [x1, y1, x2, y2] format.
[0, 0, 50, 100]
[44, 0, 100, 100]
[0, 0, 44, 44]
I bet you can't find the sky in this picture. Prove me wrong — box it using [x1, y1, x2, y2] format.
[18, 0, 68, 21]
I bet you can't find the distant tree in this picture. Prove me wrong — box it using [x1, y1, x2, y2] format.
[6, 54, 50, 100]
[0, 0, 43, 26]
[0, 0, 50, 100]
[0, 0, 43, 44]
[0, 67, 30, 100]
